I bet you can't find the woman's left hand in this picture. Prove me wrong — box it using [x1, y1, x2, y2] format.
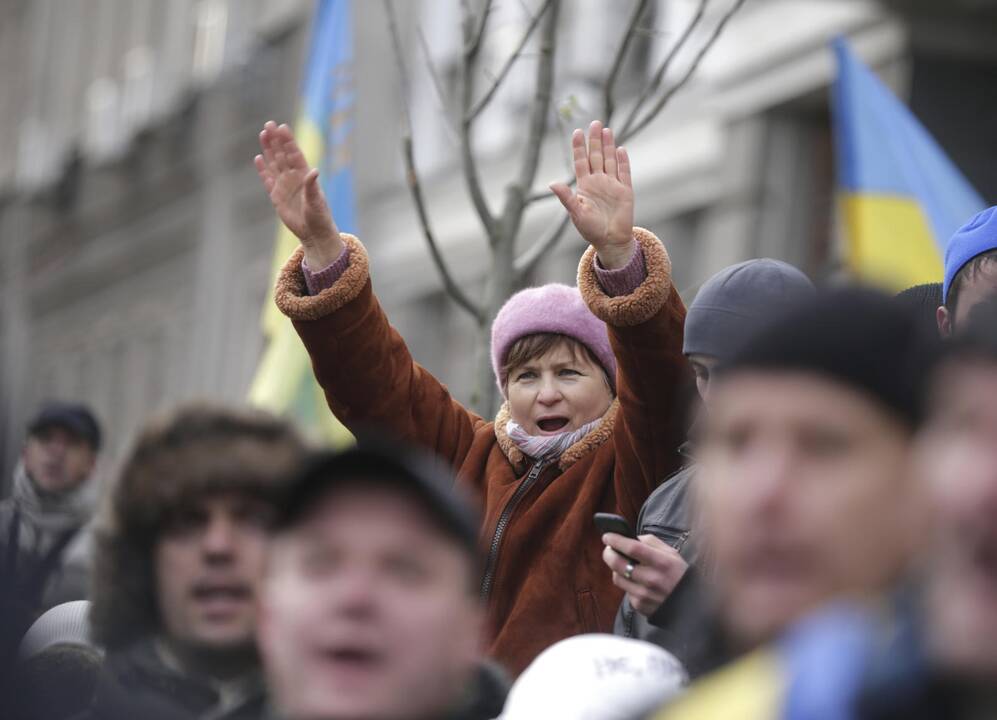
[551, 121, 635, 269]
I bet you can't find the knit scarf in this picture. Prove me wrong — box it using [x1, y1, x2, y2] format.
[506, 416, 603, 462]
[11, 461, 92, 537]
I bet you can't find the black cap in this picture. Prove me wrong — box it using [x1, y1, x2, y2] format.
[28, 402, 102, 451]
[894, 282, 943, 339]
[275, 437, 480, 559]
[719, 287, 936, 428]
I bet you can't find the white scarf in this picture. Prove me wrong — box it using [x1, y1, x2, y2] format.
[11, 461, 92, 536]
[506, 416, 602, 462]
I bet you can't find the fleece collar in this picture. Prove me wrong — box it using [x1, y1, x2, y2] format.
[494, 399, 619, 473]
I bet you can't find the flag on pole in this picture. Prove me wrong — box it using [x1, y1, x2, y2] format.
[832, 37, 985, 291]
[249, 0, 354, 447]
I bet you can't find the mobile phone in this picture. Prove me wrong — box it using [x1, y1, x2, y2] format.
[593, 512, 636, 539]
[594, 512, 638, 564]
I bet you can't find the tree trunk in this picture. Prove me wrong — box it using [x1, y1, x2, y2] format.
[385, 0, 745, 418]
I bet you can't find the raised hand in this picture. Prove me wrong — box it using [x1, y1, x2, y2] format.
[550, 121, 635, 270]
[254, 121, 344, 269]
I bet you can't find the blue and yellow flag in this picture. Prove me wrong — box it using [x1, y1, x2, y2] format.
[832, 38, 985, 291]
[248, 0, 354, 447]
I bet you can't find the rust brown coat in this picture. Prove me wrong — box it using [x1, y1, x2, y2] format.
[274, 227, 690, 676]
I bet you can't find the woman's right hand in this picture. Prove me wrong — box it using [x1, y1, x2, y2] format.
[254, 121, 345, 269]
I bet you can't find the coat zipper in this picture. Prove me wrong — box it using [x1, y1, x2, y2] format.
[479, 457, 547, 602]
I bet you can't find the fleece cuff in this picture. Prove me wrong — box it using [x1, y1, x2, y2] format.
[578, 227, 673, 327]
[274, 233, 370, 322]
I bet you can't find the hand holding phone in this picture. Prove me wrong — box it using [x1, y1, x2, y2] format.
[594, 512, 637, 564]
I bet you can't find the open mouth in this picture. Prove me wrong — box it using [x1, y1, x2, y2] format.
[536, 417, 570, 433]
[318, 645, 385, 676]
[191, 583, 252, 615]
[192, 584, 251, 601]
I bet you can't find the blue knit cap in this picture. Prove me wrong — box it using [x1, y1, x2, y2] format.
[943, 206, 997, 304]
[683, 259, 815, 361]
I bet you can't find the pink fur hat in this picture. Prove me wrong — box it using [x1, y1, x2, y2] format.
[491, 283, 617, 395]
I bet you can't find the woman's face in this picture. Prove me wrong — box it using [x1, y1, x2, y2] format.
[506, 342, 613, 436]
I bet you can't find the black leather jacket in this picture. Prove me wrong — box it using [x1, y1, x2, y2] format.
[613, 463, 718, 677]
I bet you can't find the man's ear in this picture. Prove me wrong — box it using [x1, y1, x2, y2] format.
[936, 305, 952, 338]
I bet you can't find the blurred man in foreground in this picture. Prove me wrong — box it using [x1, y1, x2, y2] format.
[81, 405, 307, 720]
[606, 259, 813, 675]
[651, 288, 931, 718]
[866, 302, 997, 715]
[655, 296, 997, 719]
[258, 440, 508, 720]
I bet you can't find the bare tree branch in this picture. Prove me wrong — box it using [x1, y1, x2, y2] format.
[502, 0, 560, 239]
[467, 0, 555, 122]
[384, 0, 484, 323]
[459, 2, 498, 240]
[603, 0, 653, 123]
[620, 0, 708, 139]
[621, 0, 747, 143]
[510, 0, 558, 209]
[514, 213, 572, 278]
[401, 137, 484, 323]
[524, 0, 653, 208]
[525, 0, 743, 206]
[415, 26, 460, 145]
[463, 0, 494, 59]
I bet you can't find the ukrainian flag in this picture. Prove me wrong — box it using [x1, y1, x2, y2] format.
[248, 0, 354, 447]
[832, 38, 985, 291]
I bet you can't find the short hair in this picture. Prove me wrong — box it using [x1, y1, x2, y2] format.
[501, 333, 611, 392]
[945, 249, 997, 317]
[89, 404, 308, 650]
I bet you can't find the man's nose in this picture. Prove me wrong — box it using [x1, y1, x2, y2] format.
[44, 436, 69, 456]
[331, 568, 379, 620]
[740, 445, 795, 515]
[202, 516, 238, 561]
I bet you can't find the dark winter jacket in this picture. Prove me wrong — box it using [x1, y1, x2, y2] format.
[0, 462, 93, 604]
[614, 463, 719, 677]
[259, 661, 508, 720]
[77, 639, 266, 720]
[1, 463, 93, 670]
[443, 661, 511, 720]
[274, 229, 690, 676]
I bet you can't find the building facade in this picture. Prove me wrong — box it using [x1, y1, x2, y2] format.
[1, 0, 995, 487]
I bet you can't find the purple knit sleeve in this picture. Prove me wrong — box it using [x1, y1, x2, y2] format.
[593, 243, 647, 297]
[301, 245, 352, 296]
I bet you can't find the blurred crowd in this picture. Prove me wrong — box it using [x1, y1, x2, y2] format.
[2, 121, 997, 720]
